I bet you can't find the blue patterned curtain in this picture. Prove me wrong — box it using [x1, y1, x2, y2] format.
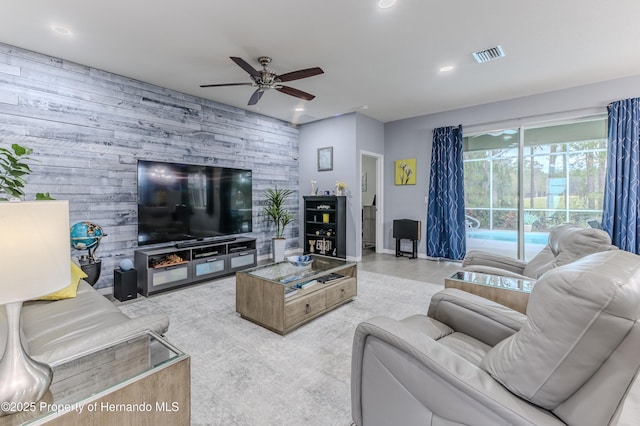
[602, 98, 640, 253]
[426, 125, 466, 259]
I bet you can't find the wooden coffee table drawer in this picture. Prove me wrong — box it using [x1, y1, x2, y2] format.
[326, 278, 356, 308]
[285, 292, 326, 329]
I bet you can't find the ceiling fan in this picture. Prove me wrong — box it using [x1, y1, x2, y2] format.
[200, 56, 324, 105]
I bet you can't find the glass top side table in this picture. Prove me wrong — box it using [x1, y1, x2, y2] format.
[444, 271, 534, 314]
[3, 331, 190, 426]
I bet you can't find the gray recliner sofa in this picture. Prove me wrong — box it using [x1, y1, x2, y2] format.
[462, 223, 617, 280]
[351, 249, 640, 425]
[0, 275, 169, 365]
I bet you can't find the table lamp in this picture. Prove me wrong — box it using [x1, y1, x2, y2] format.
[0, 200, 70, 415]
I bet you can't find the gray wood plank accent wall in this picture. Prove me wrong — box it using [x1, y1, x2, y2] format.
[0, 43, 300, 289]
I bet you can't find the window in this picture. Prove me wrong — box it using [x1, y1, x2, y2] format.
[463, 118, 607, 260]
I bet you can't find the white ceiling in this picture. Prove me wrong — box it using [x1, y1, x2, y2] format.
[2, 1, 640, 125]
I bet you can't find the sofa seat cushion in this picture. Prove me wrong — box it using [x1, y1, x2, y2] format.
[6, 281, 170, 364]
[438, 333, 492, 366]
[481, 250, 640, 409]
[398, 314, 454, 340]
[396, 315, 491, 365]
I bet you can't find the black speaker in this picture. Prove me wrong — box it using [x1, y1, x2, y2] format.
[114, 268, 138, 302]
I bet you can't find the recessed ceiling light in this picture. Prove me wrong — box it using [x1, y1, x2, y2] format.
[378, 0, 397, 9]
[439, 65, 455, 72]
[295, 107, 304, 112]
[51, 25, 73, 36]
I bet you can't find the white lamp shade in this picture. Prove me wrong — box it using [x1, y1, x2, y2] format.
[0, 200, 71, 303]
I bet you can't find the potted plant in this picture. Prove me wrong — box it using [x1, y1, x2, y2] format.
[263, 186, 295, 262]
[0, 143, 52, 201]
[523, 212, 539, 232]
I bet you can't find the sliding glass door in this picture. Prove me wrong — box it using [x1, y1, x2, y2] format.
[464, 119, 607, 260]
[464, 129, 520, 259]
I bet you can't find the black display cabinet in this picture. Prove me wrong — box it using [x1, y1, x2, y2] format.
[303, 196, 347, 258]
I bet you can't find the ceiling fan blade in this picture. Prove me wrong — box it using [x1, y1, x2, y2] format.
[276, 86, 315, 101]
[230, 57, 261, 78]
[248, 89, 264, 105]
[200, 82, 253, 88]
[277, 67, 324, 82]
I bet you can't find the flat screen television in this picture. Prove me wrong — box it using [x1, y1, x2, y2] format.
[137, 160, 253, 246]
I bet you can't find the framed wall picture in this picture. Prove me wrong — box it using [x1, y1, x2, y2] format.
[361, 172, 367, 192]
[317, 147, 333, 171]
[395, 158, 417, 185]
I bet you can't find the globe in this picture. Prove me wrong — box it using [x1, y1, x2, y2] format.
[70, 222, 105, 251]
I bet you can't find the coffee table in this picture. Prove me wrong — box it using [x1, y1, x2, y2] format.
[236, 254, 357, 334]
[445, 271, 534, 314]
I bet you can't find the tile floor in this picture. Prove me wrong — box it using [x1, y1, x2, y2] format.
[358, 248, 461, 285]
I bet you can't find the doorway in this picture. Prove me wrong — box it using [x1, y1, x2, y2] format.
[360, 151, 383, 258]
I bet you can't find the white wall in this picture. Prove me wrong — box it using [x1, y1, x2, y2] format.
[383, 75, 640, 256]
[298, 114, 356, 257]
[298, 112, 384, 259]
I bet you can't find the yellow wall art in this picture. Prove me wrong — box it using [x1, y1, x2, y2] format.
[395, 158, 416, 185]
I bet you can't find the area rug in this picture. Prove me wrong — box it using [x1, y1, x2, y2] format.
[119, 270, 444, 426]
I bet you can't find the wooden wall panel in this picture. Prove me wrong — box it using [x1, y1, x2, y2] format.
[0, 43, 299, 289]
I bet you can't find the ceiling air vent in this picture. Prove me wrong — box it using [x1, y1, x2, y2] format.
[472, 45, 505, 63]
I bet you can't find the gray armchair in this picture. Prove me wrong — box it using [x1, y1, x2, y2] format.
[351, 250, 640, 426]
[462, 223, 617, 280]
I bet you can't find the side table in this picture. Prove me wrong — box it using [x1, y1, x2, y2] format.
[2, 331, 190, 426]
[444, 271, 534, 314]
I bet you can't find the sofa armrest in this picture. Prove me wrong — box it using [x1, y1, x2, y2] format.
[351, 316, 562, 426]
[31, 314, 169, 365]
[427, 289, 526, 347]
[463, 251, 528, 275]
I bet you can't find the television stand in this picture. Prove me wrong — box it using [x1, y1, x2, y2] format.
[175, 237, 236, 248]
[135, 237, 256, 296]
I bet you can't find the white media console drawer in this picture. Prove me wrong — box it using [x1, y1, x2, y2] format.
[229, 250, 257, 271]
[152, 264, 189, 286]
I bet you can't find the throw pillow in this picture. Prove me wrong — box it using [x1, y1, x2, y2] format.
[35, 261, 88, 301]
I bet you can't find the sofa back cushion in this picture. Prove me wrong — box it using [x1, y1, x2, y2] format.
[522, 224, 616, 278]
[481, 250, 640, 409]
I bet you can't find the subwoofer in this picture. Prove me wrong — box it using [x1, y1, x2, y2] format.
[114, 268, 138, 302]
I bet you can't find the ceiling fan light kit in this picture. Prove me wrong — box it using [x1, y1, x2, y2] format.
[200, 56, 324, 105]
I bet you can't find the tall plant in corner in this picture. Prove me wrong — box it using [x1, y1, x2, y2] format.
[263, 186, 295, 262]
[0, 143, 53, 200]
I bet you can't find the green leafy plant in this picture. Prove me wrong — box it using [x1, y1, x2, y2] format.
[263, 186, 295, 239]
[0, 143, 54, 201]
[523, 212, 539, 225]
